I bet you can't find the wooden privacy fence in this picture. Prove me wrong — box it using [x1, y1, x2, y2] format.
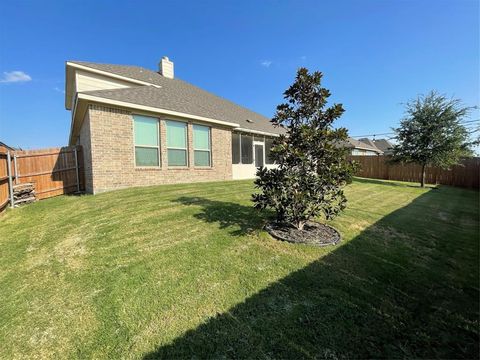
[0, 146, 84, 213]
[350, 155, 480, 189]
[0, 150, 11, 212]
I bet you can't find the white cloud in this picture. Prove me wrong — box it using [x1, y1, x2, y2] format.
[0, 71, 32, 83]
[300, 55, 307, 61]
[54, 86, 65, 94]
[260, 60, 272, 68]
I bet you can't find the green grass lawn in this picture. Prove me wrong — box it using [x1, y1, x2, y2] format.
[0, 178, 478, 359]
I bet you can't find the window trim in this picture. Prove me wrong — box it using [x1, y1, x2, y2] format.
[193, 124, 212, 167]
[133, 115, 161, 168]
[166, 119, 189, 167]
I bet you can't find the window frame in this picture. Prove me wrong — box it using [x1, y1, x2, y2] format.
[193, 124, 212, 167]
[133, 114, 161, 168]
[166, 119, 189, 167]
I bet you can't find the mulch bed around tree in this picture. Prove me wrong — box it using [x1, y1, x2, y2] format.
[265, 221, 341, 247]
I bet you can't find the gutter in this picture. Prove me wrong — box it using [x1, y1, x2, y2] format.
[76, 93, 240, 128]
[235, 127, 282, 137]
[69, 94, 243, 143]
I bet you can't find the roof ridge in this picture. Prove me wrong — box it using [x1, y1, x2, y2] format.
[70, 60, 272, 122]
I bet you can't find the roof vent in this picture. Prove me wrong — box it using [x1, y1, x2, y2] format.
[159, 56, 174, 79]
[246, 119, 254, 123]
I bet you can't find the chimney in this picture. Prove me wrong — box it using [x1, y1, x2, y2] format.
[158, 56, 174, 79]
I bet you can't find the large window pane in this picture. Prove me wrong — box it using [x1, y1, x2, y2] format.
[133, 115, 159, 167]
[166, 120, 187, 166]
[265, 137, 274, 165]
[194, 150, 210, 166]
[232, 132, 240, 164]
[168, 149, 187, 166]
[241, 134, 253, 164]
[193, 125, 211, 167]
[166, 120, 187, 148]
[134, 115, 158, 146]
[135, 147, 159, 166]
[193, 125, 210, 150]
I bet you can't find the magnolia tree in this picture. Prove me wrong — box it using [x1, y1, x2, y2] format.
[391, 91, 476, 187]
[252, 68, 355, 231]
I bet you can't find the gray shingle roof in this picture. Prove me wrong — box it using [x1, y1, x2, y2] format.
[70, 61, 168, 87]
[372, 138, 393, 152]
[344, 137, 383, 153]
[71, 61, 284, 135]
[358, 138, 377, 148]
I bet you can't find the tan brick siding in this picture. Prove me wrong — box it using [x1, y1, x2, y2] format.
[77, 110, 94, 193]
[78, 104, 232, 194]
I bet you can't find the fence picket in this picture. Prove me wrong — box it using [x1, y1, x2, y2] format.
[0, 146, 85, 213]
[349, 155, 479, 189]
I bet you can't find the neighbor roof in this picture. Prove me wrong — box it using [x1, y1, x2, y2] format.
[344, 138, 383, 153]
[69, 61, 284, 135]
[358, 138, 377, 148]
[372, 138, 393, 152]
[0, 141, 19, 151]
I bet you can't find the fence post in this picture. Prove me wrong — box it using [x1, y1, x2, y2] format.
[7, 151, 14, 208]
[13, 153, 18, 184]
[74, 147, 80, 193]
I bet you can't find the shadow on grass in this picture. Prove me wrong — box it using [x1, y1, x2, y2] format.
[149, 190, 479, 358]
[173, 196, 273, 236]
[354, 177, 438, 189]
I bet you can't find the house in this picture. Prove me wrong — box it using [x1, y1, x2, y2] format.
[65, 57, 284, 194]
[345, 138, 383, 156]
[372, 138, 394, 155]
[0, 141, 20, 153]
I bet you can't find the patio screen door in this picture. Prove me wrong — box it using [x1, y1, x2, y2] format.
[254, 144, 264, 167]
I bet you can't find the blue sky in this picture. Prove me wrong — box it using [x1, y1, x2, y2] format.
[0, 0, 478, 149]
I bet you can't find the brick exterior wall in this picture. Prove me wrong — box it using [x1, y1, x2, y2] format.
[76, 104, 232, 194]
[77, 110, 94, 193]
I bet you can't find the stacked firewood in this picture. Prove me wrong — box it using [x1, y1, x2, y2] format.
[13, 183, 36, 206]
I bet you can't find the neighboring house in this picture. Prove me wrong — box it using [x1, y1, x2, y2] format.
[372, 138, 394, 155]
[344, 138, 383, 156]
[65, 57, 284, 194]
[0, 141, 19, 153]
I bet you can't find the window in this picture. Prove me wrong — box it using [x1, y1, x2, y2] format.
[166, 120, 187, 166]
[193, 125, 211, 166]
[232, 132, 240, 164]
[241, 134, 253, 164]
[134, 115, 159, 166]
[265, 137, 274, 165]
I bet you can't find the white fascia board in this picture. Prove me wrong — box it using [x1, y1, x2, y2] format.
[66, 62, 161, 88]
[77, 93, 240, 128]
[353, 145, 383, 153]
[234, 127, 281, 137]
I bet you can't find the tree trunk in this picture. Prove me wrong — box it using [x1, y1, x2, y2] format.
[297, 221, 305, 231]
[421, 163, 426, 188]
